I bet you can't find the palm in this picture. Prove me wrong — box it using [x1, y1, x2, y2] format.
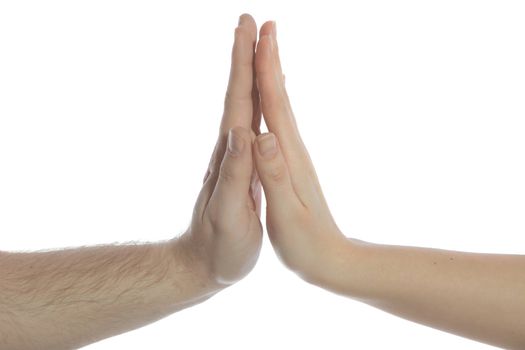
[185, 14, 263, 285]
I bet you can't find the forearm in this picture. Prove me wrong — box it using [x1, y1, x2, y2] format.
[322, 238, 525, 349]
[0, 234, 219, 350]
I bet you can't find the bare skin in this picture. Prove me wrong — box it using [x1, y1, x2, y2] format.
[253, 20, 525, 350]
[0, 14, 262, 350]
[2, 13, 523, 350]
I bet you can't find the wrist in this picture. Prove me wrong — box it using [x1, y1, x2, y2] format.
[300, 233, 371, 298]
[165, 232, 226, 296]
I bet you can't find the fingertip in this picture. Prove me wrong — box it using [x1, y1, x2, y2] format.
[233, 15, 256, 50]
[238, 13, 255, 26]
[233, 25, 248, 45]
[259, 20, 275, 37]
[255, 35, 272, 74]
[238, 14, 257, 40]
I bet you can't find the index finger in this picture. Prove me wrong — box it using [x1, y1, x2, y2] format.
[220, 14, 258, 135]
[255, 21, 323, 203]
[255, 21, 306, 164]
[202, 14, 258, 189]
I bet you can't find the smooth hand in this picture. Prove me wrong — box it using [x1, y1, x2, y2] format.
[181, 14, 262, 286]
[252, 22, 355, 285]
[253, 22, 525, 350]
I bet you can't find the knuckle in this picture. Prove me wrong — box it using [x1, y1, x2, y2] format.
[230, 125, 250, 138]
[224, 90, 251, 108]
[265, 164, 287, 184]
[291, 202, 308, 217]
[218, 164, 236, 184]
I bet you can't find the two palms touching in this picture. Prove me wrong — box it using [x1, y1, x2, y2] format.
[183, 14, 347, 286]
[2, 12, 522, 350]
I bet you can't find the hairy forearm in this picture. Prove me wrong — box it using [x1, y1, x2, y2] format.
[322, 238, 525, 349]
[0, 235, 218, 350]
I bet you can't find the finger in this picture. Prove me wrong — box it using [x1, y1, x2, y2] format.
[253, 132, 305, 210]
[255, 23, 305, 164]
[210, 126, 255, 215]
[220, 14, 258, 135]
[256, 22, 321, 200]
[259, 21, 283, 73]
[198, 14, 257, 213]
[194, 138, 226, 222]
[251, 19, 262, 136]
[253, 178, 262, 217]
[202, 139, 222, 184]
[251, 74, 262, 135]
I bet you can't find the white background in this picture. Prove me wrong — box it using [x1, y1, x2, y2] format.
[1, 1, 524, 349]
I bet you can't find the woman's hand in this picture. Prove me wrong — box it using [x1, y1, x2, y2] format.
[252, 21, 355, 286]
[252, 21, 525, 350]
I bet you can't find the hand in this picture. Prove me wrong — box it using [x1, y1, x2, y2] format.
[252, 21, 354, 285]
[179, 14, 262, 287]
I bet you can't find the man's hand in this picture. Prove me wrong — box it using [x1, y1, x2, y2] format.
[252, 21, 351, 285]
[0, 15, 263, 350]
[180, 14, 263, 286]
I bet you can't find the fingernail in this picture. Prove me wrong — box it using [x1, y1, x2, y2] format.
[228, 129, 245, 156]
[238, 14, 244, 26]
[272, 21, 277, 37]
[257, 133, 277, 158]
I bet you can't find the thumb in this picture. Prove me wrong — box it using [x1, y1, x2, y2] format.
[253, 133, 303, 211]
[211, 126, 254, 211]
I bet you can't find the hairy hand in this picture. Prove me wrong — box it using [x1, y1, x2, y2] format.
[181, 14, 262, 286]
[253, 21, 352, 285]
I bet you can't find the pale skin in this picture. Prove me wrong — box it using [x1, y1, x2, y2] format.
[1, 13, 524, 350]
[252, 20, 525, 350]
[0, 14, 262, 350]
